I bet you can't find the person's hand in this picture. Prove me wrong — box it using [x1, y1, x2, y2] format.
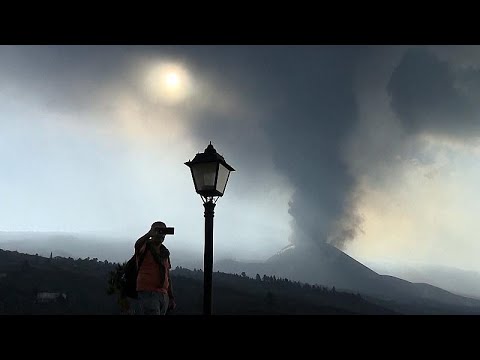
[168, 298, 176, 311]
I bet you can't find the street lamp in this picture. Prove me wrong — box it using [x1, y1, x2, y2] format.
[185, 142, 235, 315]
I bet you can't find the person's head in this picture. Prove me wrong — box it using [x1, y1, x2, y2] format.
[150, 221, 167, 243]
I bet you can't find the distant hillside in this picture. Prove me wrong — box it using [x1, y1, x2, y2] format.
[215, 242, 480, 312]
[364, 260, 480, 300]
[0, 248, 397, 315]
[0, 231, 132, 263]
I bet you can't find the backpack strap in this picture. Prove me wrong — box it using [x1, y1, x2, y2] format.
[136, 243, 149, 271]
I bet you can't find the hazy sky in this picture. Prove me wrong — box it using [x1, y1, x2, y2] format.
[1, 45, 480, 270]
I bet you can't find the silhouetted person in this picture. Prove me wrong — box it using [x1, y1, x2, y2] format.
[134, 221, 176, 315]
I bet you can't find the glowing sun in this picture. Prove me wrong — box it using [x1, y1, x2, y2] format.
[145, 63, 191, 105]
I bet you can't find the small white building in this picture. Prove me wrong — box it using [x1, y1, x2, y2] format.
[36, 292, 67, 303]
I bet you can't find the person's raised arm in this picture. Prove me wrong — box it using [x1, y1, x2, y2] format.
[134, 230, 152, 252]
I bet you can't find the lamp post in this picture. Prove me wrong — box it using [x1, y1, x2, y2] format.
[185, 142, 235, 315]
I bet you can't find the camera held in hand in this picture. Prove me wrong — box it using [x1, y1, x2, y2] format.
[157, 227, 174, 235]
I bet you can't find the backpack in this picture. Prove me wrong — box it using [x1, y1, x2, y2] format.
[122, 251, 147, 299]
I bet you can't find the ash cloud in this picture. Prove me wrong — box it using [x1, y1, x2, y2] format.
[0, 45, 369, 250]
[387, 47, 479, 139]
